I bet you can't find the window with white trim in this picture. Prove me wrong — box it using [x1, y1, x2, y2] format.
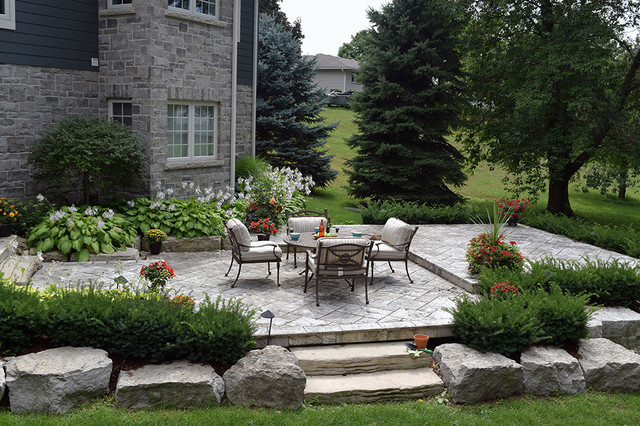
[167, 102, 217, 159]
[108, 0, 132, 8]
[168, 0, 217, 18]
[0, 0, 16, 31]
[109, 100, 133, 126]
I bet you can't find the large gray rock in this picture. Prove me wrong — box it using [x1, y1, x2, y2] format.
[0, 360, 5, 402]
[115, 360, 224, 409]
[520, 345, 585, 396]
[223, 345, 306, 410]
[578, 338, 640, 393]
[5, 347, 112, 414]
[433, 343, 522, 404]
[587, 307, 640, 349]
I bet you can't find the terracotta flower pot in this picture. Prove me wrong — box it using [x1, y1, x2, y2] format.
[414, 334, 429, 350]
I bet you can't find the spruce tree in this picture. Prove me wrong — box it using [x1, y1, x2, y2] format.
[346, 0, 466, 204]
[256, 14, 337, 187]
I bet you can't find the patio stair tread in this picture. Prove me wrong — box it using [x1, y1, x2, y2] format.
[304, 368, 444, 404]
[291, 341, 430, 375]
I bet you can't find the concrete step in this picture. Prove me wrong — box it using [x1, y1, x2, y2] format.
[0, 255, 42, 285]
[291, 341, 431, 376]
[304, 368, 444, 404]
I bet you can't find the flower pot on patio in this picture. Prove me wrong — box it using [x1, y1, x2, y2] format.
[0, 223, 11, 237]
[257, 234, 270, 241]
[507, 216, 519, 226]
[149, 242, 162, 255]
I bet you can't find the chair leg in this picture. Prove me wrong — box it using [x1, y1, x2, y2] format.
[370, 261, 375, 286]
[231, 263, 242, 288]
[350, 279, 355, 291]
[388, 261, 395, 273]
[405, 260, 413, 283]
[304, 266, 309, 293]
[267, 262, 271, 276]
[225, 258, 234, 277]
[315, 275, 320, 307]
[365, 276, 369, 304]
[276, 261, 280, 286]
[293, 247, 298, 268]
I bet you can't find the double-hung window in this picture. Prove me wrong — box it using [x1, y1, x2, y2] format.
[167, 102, 217, 160]
[0, 0, 15, 30]
[168, 0, 217, 18]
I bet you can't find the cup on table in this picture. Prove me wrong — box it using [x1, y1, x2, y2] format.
[352, 231, 363, 237]
[290, 232, 300, 240]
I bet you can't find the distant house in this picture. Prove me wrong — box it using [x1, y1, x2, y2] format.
[0, 0, 259, 201]
[307, 54, 362, 93]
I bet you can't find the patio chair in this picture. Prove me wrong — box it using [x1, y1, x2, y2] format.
[367, 217, 418, 284]
[285, 208, 329, 263]
[304, 238, 373, 307]
[225, 218, 282, 288]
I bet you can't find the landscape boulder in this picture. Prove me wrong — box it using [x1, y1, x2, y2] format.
[587, 307, 640, 349]
[115, 360, 224, 409]
[5, 346, 112, 414]
[520, 345, 585, 396]
[578, 338, 640, 393]
[433, 343, 522, 403]
[0, 360, 5, 402]
[223, 345, 306, 410]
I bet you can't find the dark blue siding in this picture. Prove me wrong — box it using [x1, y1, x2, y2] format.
[237, 0, 254, 86]
[0, 0, 98, 71]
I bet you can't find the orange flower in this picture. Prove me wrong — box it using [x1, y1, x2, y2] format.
[269, 197, 276, 205]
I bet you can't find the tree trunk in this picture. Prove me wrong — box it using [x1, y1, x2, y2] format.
[83, 172, 90, 205]
[618, 169, 628, 200]
[546, 178, 574, 216]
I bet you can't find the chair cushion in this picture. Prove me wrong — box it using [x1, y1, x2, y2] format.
[368, 241, 407, 260]
[307, 257, 367, 276]
[227, 218, 252, 252]
[381, 218, 414, 247]
[287, 216, 326, 233]
[241, 242, 283, 261]
[316, 238, 369, 266]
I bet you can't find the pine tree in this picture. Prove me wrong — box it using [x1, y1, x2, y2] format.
[256, 14, 337, 187]
[346, 0, 466, 204]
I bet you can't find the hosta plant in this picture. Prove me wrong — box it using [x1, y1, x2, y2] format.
[27, 205, 137, 261]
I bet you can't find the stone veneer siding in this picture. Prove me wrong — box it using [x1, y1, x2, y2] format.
[0, 65, 101, 200]
[0, 0, 254, 201]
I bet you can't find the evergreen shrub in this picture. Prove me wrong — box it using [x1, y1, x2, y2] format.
[360, 200, 471, 224]
[0, 279, 45, 355]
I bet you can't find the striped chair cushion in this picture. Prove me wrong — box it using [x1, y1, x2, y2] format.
[226, 218, 252, 252]
[316, 238, 369, 266]
[368, 241, 406, 260]
[241, 242, 282, 261]
[381, 218, 413, 247]
[287, 216, 326, 233]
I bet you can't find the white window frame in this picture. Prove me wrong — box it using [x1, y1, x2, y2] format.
[108, 0, 133, 9]
[0, 0, 16, 31]
[168, 0, 218, 19]
[108, 100, 133, 126]
[167, 101, 218, 161]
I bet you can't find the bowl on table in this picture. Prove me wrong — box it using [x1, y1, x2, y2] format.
[352, 231, 363, 237]
[290, 232, 300, 240]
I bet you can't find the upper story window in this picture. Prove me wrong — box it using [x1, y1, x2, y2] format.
[0, 0, 16, 31]
[167, 102, 217, 160]
[169, 0, 217, 18]
[110, 0, 132, 6]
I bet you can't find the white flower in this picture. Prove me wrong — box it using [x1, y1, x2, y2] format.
[157, 191, 166, 200]
[84, 206, 97, 216]
[182, 182, 188, 189]
[167, 188, 174, 196]
[36, 194, 45, 202]
[97, 219, 105, 229]
[197, 196, 205, 203]
[155, 181, 162, 189]
[150, 201, 163, 210]
[67, 217, 75, 226]
[189, 182, 195, 189]
[9, 240, 18, 252]
[195, 186, 202, 195]
[127, 200, 135, 207]
[36, 251, 44, 262]
[68, 205, 77, 213]
[49, 210, 65, 222]
[168, 204, 176, 211]
[102, 209, 114, 219]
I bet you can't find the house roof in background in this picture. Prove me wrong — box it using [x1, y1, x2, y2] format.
[307, 53, 360, 71]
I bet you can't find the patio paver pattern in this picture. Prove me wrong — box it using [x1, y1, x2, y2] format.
[27, 224, 638, 346]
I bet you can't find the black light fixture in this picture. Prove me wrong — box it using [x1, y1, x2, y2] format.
[261, 310, 275, 346]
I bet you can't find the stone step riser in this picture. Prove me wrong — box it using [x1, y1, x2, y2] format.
[291, 342, 431, 376]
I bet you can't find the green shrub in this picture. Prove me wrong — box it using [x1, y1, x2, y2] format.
[28, 116, 147, 204]
[10, 199, 53, 237]
[0, 279, 45, 355]
[27, 205, 137, 261]
[477, 259, 640, 309]
[235, 155, 270, 181]
[525, 287, 595, 347]
[360, 200, 472, 224]
[445, 294, 540, 356]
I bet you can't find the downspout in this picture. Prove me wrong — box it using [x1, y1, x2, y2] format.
[342, 68, 347, 92]
[230, 0, 240, 189]
[251, 0, 258, 158]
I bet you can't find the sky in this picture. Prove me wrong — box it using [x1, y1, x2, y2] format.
[279, 0, 389, 56]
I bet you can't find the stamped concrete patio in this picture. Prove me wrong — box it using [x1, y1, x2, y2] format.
[26, 224, 638, 347]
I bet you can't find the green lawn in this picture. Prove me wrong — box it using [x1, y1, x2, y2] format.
[316, 107, 640, 227]
[2, 392, 640, 424]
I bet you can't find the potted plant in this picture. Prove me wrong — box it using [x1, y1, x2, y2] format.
[248, 218, 278, 241]
[140, 260, 175, 293]
[0, 197, 18, 237]
[144, 228, 168, 255]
